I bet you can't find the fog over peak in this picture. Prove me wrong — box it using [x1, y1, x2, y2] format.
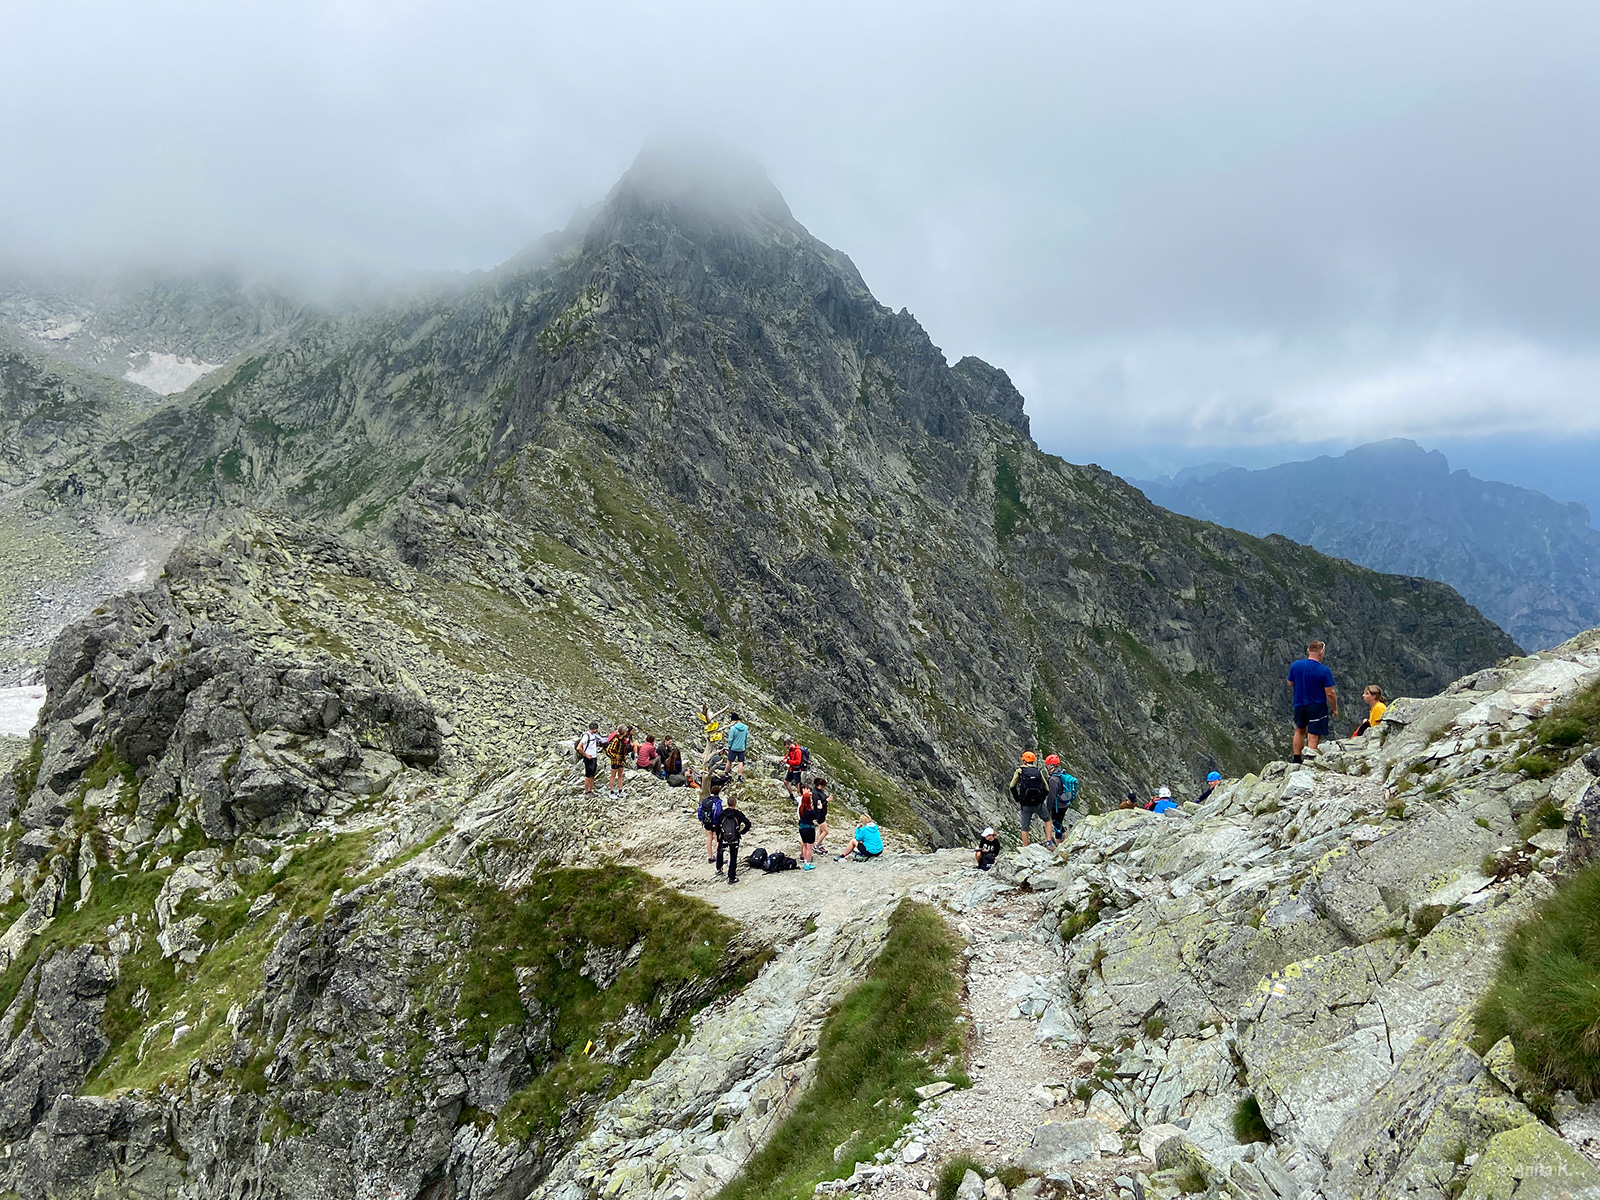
[1, 0, 1596, 469]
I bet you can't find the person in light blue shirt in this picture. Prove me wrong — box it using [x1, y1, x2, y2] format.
[726, 713, 750, 779]
[841, 819, 883, 861]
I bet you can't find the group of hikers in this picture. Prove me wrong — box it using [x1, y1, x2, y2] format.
[576, 640, 1394, 883]
[576, 710, 883, 885]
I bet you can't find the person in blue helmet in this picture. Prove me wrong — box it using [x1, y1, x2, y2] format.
[1197, 771, 1223, 803]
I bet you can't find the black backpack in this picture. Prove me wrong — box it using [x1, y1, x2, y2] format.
[719, 808, 745, 841]
[764, 852, 797, 872]
[799, 746, 812, 770]
[1017, 765, 1047, 803]
[746, 847, 768, 868]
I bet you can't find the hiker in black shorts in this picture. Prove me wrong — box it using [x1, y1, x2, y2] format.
[810, 777, 831, 850]
[798, 789, 818, 871]
[1286, 640, 1338, 763]
[716, 796, 752, 884]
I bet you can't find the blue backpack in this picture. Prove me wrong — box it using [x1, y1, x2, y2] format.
[697, 795, 722, 829]
[1058, 774, 1079, 807]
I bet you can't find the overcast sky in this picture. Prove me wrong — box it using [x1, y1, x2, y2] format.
[2, 0, 1597, 488]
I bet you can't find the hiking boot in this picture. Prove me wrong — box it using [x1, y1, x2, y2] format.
[803, 862, 814, 871]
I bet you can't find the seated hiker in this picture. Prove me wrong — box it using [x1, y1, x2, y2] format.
[658, 736, 684, 784]
[716, 795, 752, 884]
[1120, 792, 1139, 810]
[975, 826, 1000, 871]
[1353, 685, 1388, 737]
[1146, 786, 1179, 814]
[636, 734, 658, 776]
[839, 818, 883, 861]
[697, 786, 723, 864]
[1196, 771, 1222, 803]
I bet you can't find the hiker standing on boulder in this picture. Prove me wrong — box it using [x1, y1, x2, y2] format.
[576, 720, 605, 794]
[783, 739, 805, 798]
[716, 795, 752, 884]
[1008, 752, 1049, 847]
[1045, 755, 1078, 847]
[726, 712, 750, 779]
[1286, 640, 1338, 763]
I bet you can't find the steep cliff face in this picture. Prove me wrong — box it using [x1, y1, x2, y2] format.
[36, 149, 1514, 829]
[1137, 439, 1600, 652]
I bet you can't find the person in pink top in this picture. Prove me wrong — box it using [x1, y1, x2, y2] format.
[636, 734, 658, 774]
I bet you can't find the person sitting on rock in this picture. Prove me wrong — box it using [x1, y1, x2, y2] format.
[1353, 685, 1388, 737]
[658, 736, 684, 784]
[840, 818, 883, 861]
[975, 827, 1000, 871]
[636, 733, 658, 777]
[1196, 771, 1222, 803]
[1120, 792, 1139, 810]
[1146, 786, 1179, 814]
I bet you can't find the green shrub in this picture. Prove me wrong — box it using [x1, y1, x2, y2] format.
[718, 900, 965, 1200]
[936, 1156, 987, 1200]
[1174, 1165, 1209, 1194]
[996, 1166, 1029, 1191]
[1512, 754, 1561, 780]
[1477, 864, 1600, 1096]
[1144, 1014, 1168, 1039]
[1232, 1093, 1271, 1144]
[1413, 904, 1447, 940]
[1540, 717, 1589, 748]
[1060, 909, 1100, 942]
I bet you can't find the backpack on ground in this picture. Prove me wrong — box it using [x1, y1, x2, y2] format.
[746, 847, 768, 869]
[764, 851, 797, 872]
[697, 795, 722, 829]
[1017, 765, 1047, 803]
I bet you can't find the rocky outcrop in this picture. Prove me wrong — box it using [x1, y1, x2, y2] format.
[1024, 628, 1600, 1199]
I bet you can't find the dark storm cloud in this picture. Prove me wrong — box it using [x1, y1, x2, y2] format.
[2, 0, 1596, 453]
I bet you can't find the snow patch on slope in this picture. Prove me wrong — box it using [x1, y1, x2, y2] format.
[124, 351, 219, 395]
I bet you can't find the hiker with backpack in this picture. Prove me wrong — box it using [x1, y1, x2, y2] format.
[810, 777, 831, 850]
[603, 725, 635, 799]
[716, 795, 753, 884]
[783, 740, 808, 797]
[659, 736, 685, 785]
[797, 788, 819, 870]
[698, 786, 723, 863]
[1008, 752, 1049, 847]
[727, 713, 750, 779]
[1044, 755, 1079, 847]
[575, 720, 605, 794]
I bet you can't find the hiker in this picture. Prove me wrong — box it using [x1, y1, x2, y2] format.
[1286, 640, 1338, 762]
[727, 712, 750, 779]
[659, 736, 685, 785]
[975, 826, 1000, 871]
[840, 817, 883, 861]
[575, 720, 605, 794]
[810, 777, 831, 849]
[697, 785, 723, 863]
[636, 733, 658, 777]
[783, 740, 805, 797]
[1147, 786, 1179, 814]
[605, 724, 635, 798]
[797, 788, 818, 870]
[716, 795, 753, 884]
[1196, 771, 1223, 803]
[1045, 755, 1079, 846]
[1008, 752, 1049, 846]
[1120, 792, 1138, 810]
[1353, 686, 1388, 737]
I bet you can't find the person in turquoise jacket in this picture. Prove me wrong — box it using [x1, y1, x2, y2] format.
[841, 819, 883, 861]
[726, 712, 750, 779]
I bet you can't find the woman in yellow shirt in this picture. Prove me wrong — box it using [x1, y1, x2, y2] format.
[1354, 685, 1387, 736]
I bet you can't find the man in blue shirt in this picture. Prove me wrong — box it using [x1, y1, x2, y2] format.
[726, 712, 750, 779]
[1286, 640, 1339, 763]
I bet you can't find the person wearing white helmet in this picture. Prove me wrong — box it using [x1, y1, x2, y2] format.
[1148, 786, 1179, 815]
[974, 826, 1000, 871]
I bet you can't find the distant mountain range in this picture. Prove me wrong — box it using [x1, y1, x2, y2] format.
[1135, 438, 1600, 650]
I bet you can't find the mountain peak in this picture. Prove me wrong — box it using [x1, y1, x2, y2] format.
[604, 140, 795, 227]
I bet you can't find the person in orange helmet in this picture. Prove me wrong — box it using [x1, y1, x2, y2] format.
[1007, 751, 1049, 847]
